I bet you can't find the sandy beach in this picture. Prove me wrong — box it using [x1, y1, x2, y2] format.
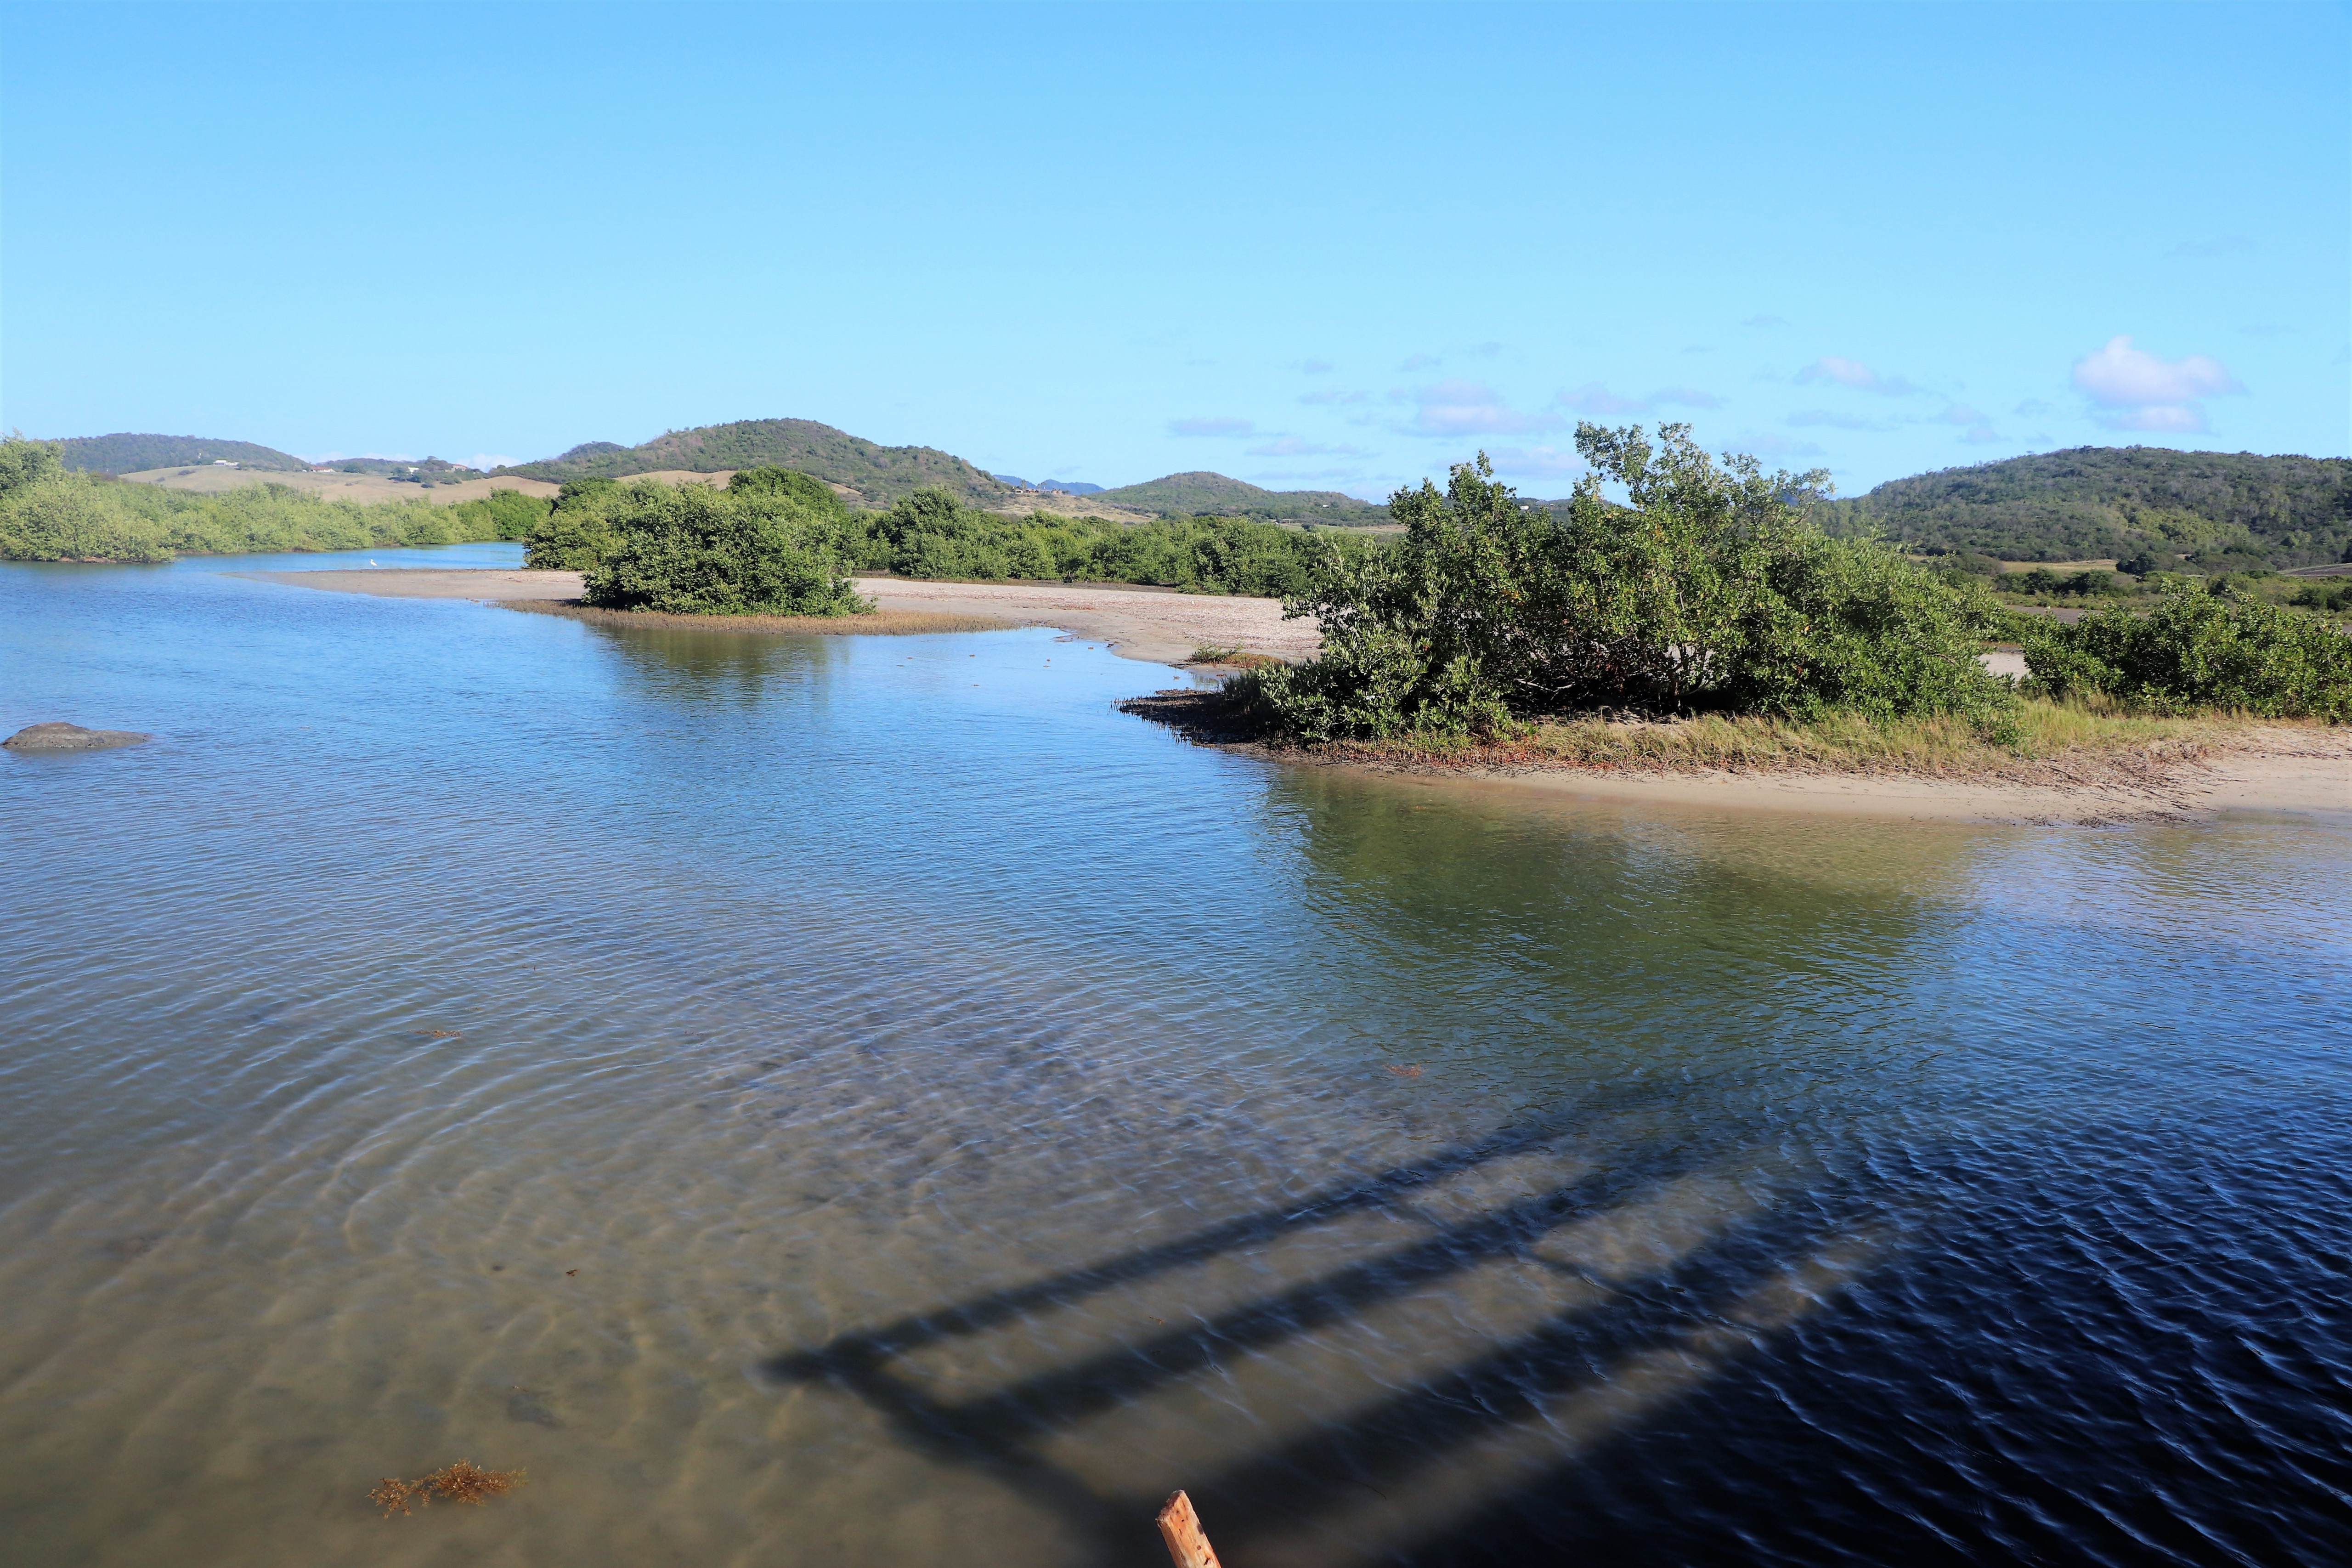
[247, 567, 1317, 666]
[250, 566, 2349, 825]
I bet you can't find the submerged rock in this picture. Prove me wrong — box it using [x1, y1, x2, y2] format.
[3, 721, 151, 752]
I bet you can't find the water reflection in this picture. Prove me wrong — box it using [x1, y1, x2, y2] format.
[1, 558, 2347, 1568]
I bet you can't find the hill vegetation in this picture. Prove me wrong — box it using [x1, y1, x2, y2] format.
[0, 436, 545, 561]
[51, 433, 307, 473]
[496, 419, 1018, 509]
[1089, 470, 1389, 524]
[1823, 446, 2352, 570]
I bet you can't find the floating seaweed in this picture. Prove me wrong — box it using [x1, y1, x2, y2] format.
[370, 1460, 526, 1517]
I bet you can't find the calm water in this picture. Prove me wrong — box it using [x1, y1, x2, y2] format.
[3, 548, 2349, 1568]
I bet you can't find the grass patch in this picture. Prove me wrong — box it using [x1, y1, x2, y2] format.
[502, 600, 1016, 636]
[1123, 687, 2339, 784]
[1331, 696, 2318, 778]
[1190, 644, 1286, 668]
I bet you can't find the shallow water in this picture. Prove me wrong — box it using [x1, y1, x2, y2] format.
[3, 548, 2349, 1568]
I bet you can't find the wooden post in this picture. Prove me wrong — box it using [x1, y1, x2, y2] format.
[1156, 1489, 1223, 1568]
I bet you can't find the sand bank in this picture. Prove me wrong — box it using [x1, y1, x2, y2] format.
[247, 568, 1317, 665]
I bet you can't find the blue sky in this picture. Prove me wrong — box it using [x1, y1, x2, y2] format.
[4, 1, 2345, 499]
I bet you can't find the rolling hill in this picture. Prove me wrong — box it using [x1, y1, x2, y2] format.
[53, 433, 306, 473]
[1822, 447, 2352, 570]
[495, 419, 1018, 509]
[1088, 471, 1389, 524]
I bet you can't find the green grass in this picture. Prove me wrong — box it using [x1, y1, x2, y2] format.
[1286, 696, 2323, 778]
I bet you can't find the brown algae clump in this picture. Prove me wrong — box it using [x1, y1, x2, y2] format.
[370, 1460, 527, 1517]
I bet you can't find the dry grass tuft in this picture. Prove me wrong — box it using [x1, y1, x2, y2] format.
[370, 1460, 527, 1517]
[500, 600, 1017, 637]
[1190, 645, 1286, 668]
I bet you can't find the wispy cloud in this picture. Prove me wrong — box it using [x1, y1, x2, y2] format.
[1405, 380, 1563, 437]
[1469, 340, 1504, 357]
[1294, 357, 1335, 374]
[1553, 383, 1724, 416]
[1483, 444, 1587, 481]
[1786, 409, 1886, 431]
[1246, 436, 1372, 458]
[1168, 416, 1255, 437]
[1729, 431, 1826, 459]
[1742, 314, 1788, 328]
[1795, 357, 1920, 396]
[2071, 334, 2242, 433]
[1250, 467, 1366, 484]
[1399, 353, 1442, 371]
[1297, 388, 1374, 406]
[1939, 407, 1999, 443]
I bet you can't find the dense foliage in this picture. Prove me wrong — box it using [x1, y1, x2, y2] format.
[527, 473, 1366, 598]
[572, 477, 867, 616]
[856, 486, 1365, 594]
[2022, 583, 2352, 720]
[0, 435, 546, 561]
[498, 418, 1016, 508]
[51, 432, 307, 473]
[1240, 425, 2016, 743]
[1824, 447, 2352, 569]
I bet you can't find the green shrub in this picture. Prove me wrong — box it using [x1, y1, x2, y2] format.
[1245, 425, 2015, 743]
[2022, 584, 2352, 719]
[579, 481, 868, 616]
[0, 472, 172, 561]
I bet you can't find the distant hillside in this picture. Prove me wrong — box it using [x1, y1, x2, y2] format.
[1823, 446, 2352, 569]
[54, 433, 305, 473]
[994, 474, 1105, 495]
[1090, 471, 1389, 524]
[497, 419, 1015, 508]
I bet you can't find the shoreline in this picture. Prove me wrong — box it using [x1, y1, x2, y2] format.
[1117, 691, 2352, 826]
[244, 566, 2350, 824]
[241, 567, 1316, 666]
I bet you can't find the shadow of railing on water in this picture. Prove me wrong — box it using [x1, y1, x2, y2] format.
[761, 1096, 1888, 1566]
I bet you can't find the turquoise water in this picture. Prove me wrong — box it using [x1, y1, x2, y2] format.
[3, 548, 2349, 1567]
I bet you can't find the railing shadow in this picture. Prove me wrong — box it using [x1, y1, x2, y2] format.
[761, 1093, 1886, 1565]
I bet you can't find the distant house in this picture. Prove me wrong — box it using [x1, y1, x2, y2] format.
[211, 459, 236, 467]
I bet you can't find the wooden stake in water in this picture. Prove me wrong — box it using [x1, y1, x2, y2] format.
[1156, 1490, 1223, 1568]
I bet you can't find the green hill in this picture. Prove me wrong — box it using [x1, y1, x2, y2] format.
[1089, 471, 1389, 524]
[1823, 447, 2352, 570]
[495, 419, 1017, 509]
[52, 433, 307, 473]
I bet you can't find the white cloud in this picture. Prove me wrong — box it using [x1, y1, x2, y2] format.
[1246, 437, 1372, 458]
[1937, 404, 1990, 426]
[1555, 382, 1645, 416]
[1168, 416, 1254, 437]
[1956, 425, 2002, 445]
[1482, 444, 1587, 481]
[2070, 335, 2239, 407]
[1555, 383, 1724, 417]
[1795, 357, 1919, 396]
[1294, 358, 1335, 374]
[1407, 380, 1563, 437]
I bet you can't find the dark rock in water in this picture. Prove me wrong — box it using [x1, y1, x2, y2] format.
[3, 721, 151, 752]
